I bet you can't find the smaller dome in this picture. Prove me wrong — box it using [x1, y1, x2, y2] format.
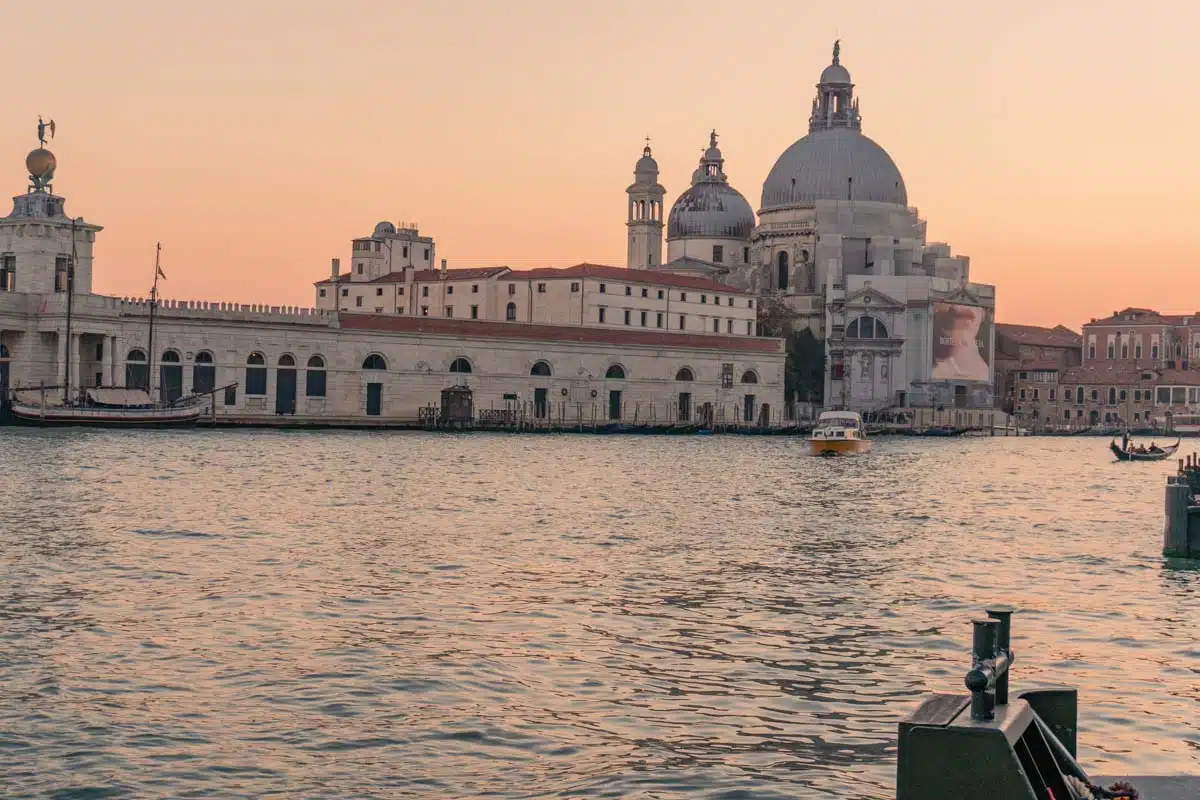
[26, 148, 56, 180]
[667, 182, 755, 241]
[820, 63, 852, 85]
[373, 221, 396, 237]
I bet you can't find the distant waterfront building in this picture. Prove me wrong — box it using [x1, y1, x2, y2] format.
[0, 135, 784, 427]
[627, 42, 997, 413]
[993, 323, 1082, 413]
[1007, 308, 1200, 428]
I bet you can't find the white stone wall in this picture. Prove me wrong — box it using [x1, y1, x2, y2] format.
[666, 236, 752, 270]
[1, 291, 785, 425]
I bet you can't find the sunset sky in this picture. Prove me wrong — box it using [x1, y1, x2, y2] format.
[4, 0, 1198, 329]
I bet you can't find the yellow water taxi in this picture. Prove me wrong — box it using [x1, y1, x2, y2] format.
[809, 410, 872, 456]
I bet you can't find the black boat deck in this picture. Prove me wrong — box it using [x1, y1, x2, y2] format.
[1094, 775, 1200, 800]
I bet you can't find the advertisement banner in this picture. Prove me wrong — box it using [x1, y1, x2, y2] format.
[931, 303, 992, 382]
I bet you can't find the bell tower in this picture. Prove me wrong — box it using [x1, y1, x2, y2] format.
[626, 139, 665, 270]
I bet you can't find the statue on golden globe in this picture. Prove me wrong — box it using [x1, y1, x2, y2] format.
[27, 116, 57, 192]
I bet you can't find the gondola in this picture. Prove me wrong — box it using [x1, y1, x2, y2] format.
[1110, 437, 1181, 461]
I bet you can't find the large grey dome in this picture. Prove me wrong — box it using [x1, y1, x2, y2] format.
[668, 182, 755, 240]
[760, 127, 907, 210]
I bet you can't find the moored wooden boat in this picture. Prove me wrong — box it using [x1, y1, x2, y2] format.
[8, 386, 223, 427]
[1111, 437, 1180, 461]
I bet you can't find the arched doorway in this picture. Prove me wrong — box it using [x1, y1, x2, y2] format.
[362, 353, 387, 416]
[276, 354, 297, 415]
[530, 361, 552, 419]
[192, 351, 216, 396]
[125, 349, 149, 391]
[160, 350, 183, 404]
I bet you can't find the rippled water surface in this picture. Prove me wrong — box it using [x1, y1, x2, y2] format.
[1, 430, 1198, 798]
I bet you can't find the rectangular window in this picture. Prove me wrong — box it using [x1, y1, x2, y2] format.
[355, 296, 363, 307]
[445, 306, 453, 317]
[701, 295, 708, 304]
[1049, 389, 1056, 401]
[375, 287, 383, 296]
[94, 342, 104, 360]
[224, 385, 237, 406]
[422, 286, 429, 297]
[743, 246, 749, 263]
[599, 284, 607, 293]
[624, 286, 632, 296]
[305, 369, 326, 397]
[420, 306, 429, 316]
[356, 263, 363, 274]
[447, 285, 453, 295]
[1032, 389, 1039, 400]
[713, 319, 719, 333]
[656, 312, 663, 328]
[374, 242, 381, 252]
[54, 256, 69, 292]
[679, 314, 686, 330]
[470, 305, 479, 319]
[680, 292, 688, 302]
[641, 287, 648, 298]
[341, 288, 349, 297]
[1020, 389, 1027, 399]
[1019, 372, 1028, 380]
[727, 297, 734, 307]
[748, 299, 754, 308]
[402, 246, 409, 257]
[640, 310, 647, 326]
[657, 289, 664, 299]
[746, 321, 753, 335]
[319, 288, 327, 297]
[424, 248, 430, 260]
[472, 284, 479, 293]
[1119, 389, 1127, 401]
[599, 307, 606, 323]
[727, 319, 733, 333]
[1151, 346, 1158, 359]
[537, 283, 547, 293]
[374, 307, 384, 313]
[624, 309, 631, 325]
[398, 287, 405, 295]
[1156, 387, 1170, 404]
[508, 283, 516, 295]
[570, 282, 580, 292]
[712, 245, 723, 263]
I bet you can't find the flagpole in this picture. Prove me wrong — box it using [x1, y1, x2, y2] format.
[147, 242, 161, 399]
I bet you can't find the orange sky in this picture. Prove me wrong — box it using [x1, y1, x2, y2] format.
[4, 0, 1198, 329]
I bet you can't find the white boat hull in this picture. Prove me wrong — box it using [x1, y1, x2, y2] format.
[9, 400, 204, 427]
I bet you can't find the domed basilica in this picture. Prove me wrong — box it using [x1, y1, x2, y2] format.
[626, 43, 996, 411]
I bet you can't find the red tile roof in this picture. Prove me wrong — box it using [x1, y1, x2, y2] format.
[337, 313, 782, 353]
[506, 263, 748, 294]
[314, 272, 351, 285]
[1086, 307, 1200, 327]
[995, 323, 1081, 349]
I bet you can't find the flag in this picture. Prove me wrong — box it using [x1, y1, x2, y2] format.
[48, 120, 56, 139]
[157, 265, 167, 280]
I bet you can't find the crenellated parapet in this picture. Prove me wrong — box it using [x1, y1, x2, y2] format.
[34, 292, 334, 325]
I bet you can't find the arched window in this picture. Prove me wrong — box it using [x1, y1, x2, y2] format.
[530, 361, 552, 377]
[449, 357, 472, 373]
[0, 343, 10, 358]
[741, 370, 758, 384]
[125, 348, 148, 390]
[305, 354, 326, 397]
[161, 350, 181, 363]
[846, 316, 889, 339]
[192, 351, 216, 395]
[1107, 387, 1117, 405]
[605, 364, 625, 379]
[362, 354, 387, 370]
[246, 352, 267, 395]
[1063, 410, 1071, 420]
[1075, 386, 1084, 404]
[777, 251, 789, 290]
[675, 367, 694, 382]
[278, 354, 296, 367]
[505, 302, 517, 321]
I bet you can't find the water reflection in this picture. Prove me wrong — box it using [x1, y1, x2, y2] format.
[0, 430, 1196, 798]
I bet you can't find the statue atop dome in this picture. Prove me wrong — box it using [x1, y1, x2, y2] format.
[27, 117, 58, 192]
[832, 39, 840, 65]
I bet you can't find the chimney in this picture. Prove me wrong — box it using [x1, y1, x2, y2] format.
[440, 258, 447, 277]
[331, 257, 340, 280]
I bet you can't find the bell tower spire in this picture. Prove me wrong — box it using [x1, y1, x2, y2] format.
[626, 138, 665, 269]
[809, 40, 861, 133]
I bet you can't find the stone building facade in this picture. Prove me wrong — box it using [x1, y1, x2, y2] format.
[627, 42, 996, 413]
[993, 323, 1083, 413]
[0, 138, 785, 427]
